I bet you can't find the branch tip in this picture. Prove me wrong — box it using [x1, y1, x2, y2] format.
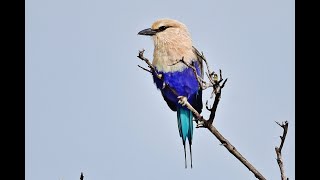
[275, 121, 289, 180]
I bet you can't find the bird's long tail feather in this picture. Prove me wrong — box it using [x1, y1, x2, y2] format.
[177, 107, 193, 168]
[183, 142, 187, 168]
[189, 142, 193, 168]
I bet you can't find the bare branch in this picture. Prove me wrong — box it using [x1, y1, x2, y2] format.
[138, 65, 152, 73]
[205, 100, 212, 111]
[207, 79, 227, 124]
[137, 49, 158, 76]
[206, 72, 214, 85]
[276, 121, 289, 153]
[275, 121, 289, 180]
[137, 50, 267, 180]
[206, 123, 266, 180]
[221, 78, 228, 88]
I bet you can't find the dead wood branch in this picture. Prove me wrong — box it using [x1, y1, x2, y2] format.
[80, 172, 84, 180]
[275, 121, 289, 180]
[137, 49, 267, 180]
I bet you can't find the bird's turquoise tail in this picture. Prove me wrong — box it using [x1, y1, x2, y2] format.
[177, 107, 193, 168]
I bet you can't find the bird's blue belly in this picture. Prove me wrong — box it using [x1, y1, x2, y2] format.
[153, 63, 200, 105]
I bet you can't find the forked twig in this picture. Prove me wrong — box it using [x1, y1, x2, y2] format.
[275, 121, 289, 180]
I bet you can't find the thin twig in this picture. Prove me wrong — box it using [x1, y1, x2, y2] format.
[137, 50, 158, 77]
[275, 121, 289, 180]
[207, 78, 227, 124]
[138, 65, 152, 73]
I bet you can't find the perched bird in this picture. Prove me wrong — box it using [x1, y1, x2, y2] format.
[138, 18, 203, 168]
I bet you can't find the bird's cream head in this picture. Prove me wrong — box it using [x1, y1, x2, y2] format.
[138, 18, 196, 72]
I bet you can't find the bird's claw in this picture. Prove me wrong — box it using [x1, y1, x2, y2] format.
[195, 120, 205, 128]
[178, 96, 188, 106]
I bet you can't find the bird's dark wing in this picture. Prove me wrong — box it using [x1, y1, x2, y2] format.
[192, 46, 204, 114]
[161, 91, 177, 111]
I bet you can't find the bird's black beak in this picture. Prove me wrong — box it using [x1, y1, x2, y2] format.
[138, 28, 157, 36]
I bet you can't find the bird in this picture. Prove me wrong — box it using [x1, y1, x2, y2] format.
[138, 18, 203, 168]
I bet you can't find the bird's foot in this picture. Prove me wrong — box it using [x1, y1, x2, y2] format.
[195, 120, 205, 128]
[177, 96, 188, 106]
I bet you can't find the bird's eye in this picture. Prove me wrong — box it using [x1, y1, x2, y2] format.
[158, 26, 167, 31]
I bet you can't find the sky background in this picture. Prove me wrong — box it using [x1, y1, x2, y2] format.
[26, 0, 295, 179]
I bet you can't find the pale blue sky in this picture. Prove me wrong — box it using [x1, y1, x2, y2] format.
[26, 0, 294, 179]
